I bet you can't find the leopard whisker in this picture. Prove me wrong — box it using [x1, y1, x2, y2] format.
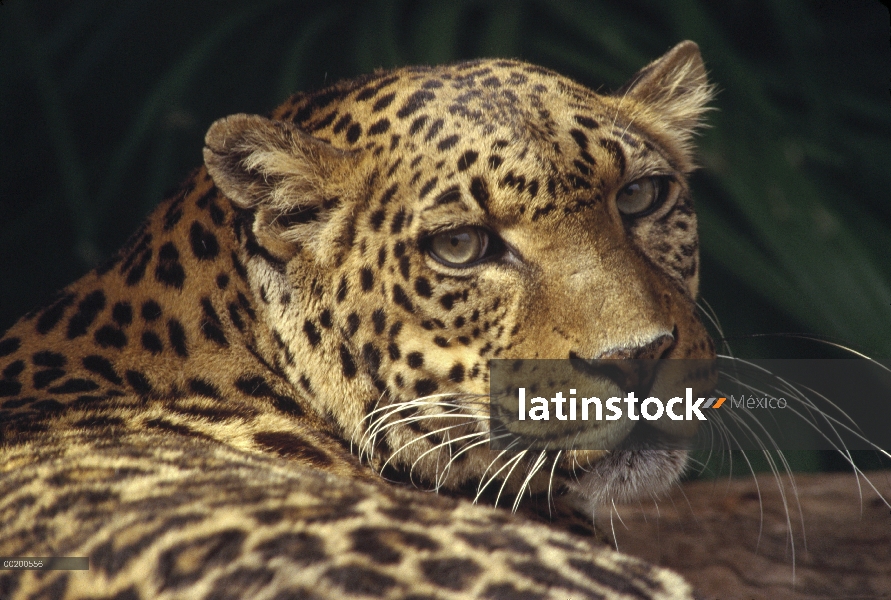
[435, 435, 493, 491]
[493, 450, 528, 510]
[547, 450, 563, 518]
[512, 450, 549, 513]
[474, 444, 520, 504]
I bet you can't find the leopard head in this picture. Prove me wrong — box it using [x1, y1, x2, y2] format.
[202, 41, 716, 509]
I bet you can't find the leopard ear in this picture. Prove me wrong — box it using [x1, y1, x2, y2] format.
[616, 41, 714, 154]
[203, 114, 359, 213]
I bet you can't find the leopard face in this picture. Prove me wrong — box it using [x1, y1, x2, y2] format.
[0, 42, 714, 516]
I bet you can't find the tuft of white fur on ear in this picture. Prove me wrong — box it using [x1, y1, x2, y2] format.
[615, 41, 715, 165]
[203, 114, 359, 213]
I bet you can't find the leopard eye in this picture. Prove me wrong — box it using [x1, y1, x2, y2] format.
[428, 226, 490, 267]
[616, 176, 664, 216]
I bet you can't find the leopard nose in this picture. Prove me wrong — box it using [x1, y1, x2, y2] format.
[568, 332, 676, 396]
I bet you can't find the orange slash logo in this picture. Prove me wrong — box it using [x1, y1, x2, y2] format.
[701, 397, 726, 409]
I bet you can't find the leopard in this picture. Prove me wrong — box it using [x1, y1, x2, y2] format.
[0, 41, 716, 599]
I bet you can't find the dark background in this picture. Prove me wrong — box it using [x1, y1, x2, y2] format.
[1, 1, 889, 470]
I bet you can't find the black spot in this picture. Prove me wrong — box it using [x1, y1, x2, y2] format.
[33, 369, 64, 389]
[598, 138, 626, 176]
[482, 583, 546, 600]
[568, 558, 662, 598]
[235, 375, 273, 398]
[236, 292, 256, 321]
[332, 113, 352, 134]
[448, 363, 465, 383]
[345, 123, 362, 144]
[574, 114, 599, 129]
[125, 370, 152, 395]
[0, 380, 22, 396]
[82, 355, 123, 385]
[439, 294, 455, 310]
[95, 325, 127, 349]
[420, 558, 481, 591]
[201, 321, 228, 347]
[141, 300, 162, 321]
[414, 277, 432, 298]
[167, 319, 188, 357]
[433, 187, 461, 207]
[163, 194, 185, 231]
[569, 128, 589, 150]
[424, 118, 444, 142]
[399, 255, 410, 280]
[360, 268, 374, 291]
[216, 273, 230, 289]
[362, 343, 382, 376]
[208, 201, 226, 226]
[231, 251, 248, 282]
[437, 134, 459, 151]
[303, 320, 321, 347]
[406, 352, 424, 368]
[457, 150, 478, 171]
[2, 359, 25, 379]
[350, 527, 404, 565]
[393, 240, 406, 258]
[319, 309, 333, 329]
[469, 177, 490, 211]
[36, 293, 76, 335]
[340, 344, 357, 378]
[299, 374, 313, 394]
[201, 298, 222, 324]
[372, 91, 397, 112]
[388, 342, 401, 360]
[393, 284, 414, 313]
[189, 221, 220, 260]
[414, 379, 438, 396]
[0, 337, 21, 357]
[488, 154, 503, 169]
[396, 90, 435, 119]
[228, 303, 245, 332]
[112, 302, 133, 327]
[141, 331, 163, 354]
[253, 431, 331, 466]
[433, 336, 449, 347]
[157, 530, 245, 590]
[379, 183, 399, 205]
[336, 276, 348, 303]
[66, 290, 107, 339]
[368, 118, 390, 135]
[155, 242, 186, 289]
[390, 208, 407, 234]
[346, 313, 360, 337]
[255, 531, 326, 564]
[33, 398, 64, 411]
[124, 247, 153, 286]
[419, 176, 438, 199]
[368, 309, 386, 336]
[409, 115, 429, 136]
[33, 350, 66, 368]
[48, 378, 99, 394]
[369, 209, 386, 231]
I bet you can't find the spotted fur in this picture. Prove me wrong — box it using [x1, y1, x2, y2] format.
[1, 42, 714, 599]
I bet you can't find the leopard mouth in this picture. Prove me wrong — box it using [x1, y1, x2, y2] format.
[562, 422, 692, 508]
